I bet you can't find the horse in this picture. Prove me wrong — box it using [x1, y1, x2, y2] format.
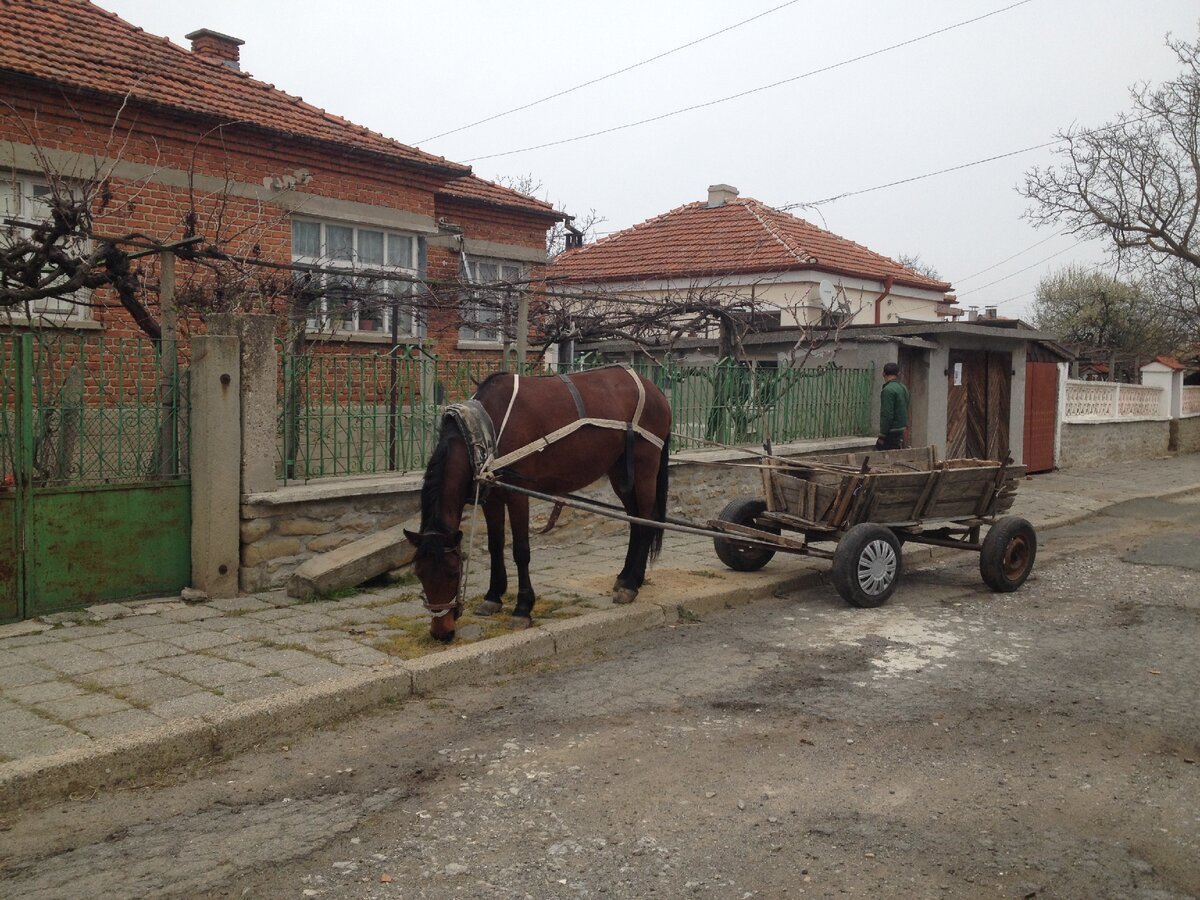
[404, 366, 672, 642]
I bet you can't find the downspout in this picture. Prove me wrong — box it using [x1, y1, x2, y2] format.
[874, 275, 894, 324]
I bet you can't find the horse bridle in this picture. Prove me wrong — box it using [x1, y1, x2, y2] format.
[416, 529, 466, 619]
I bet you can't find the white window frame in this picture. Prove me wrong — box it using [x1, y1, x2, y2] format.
[0, 174, 90, 321]
[459, 257, 525, 345]
[291, 218, 421, 338]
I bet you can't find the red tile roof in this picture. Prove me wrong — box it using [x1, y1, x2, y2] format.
[436, 175, 563, 220]
[551, 196, 952, 292]
[1151, 355, 1186, 371]
[0, 0, 468, 174]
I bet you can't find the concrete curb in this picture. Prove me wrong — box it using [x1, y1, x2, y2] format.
[4, 480, 1199, 812]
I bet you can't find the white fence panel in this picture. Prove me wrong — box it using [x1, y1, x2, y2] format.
[1064, 380, 1165, 421]
[1183, 385, 1200, 418]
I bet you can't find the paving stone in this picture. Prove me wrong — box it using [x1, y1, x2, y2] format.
[219, 676, 296, 703]
[6, 680, 86, 704]
[328, 646, 392, 667]
[74, 708, 165, 739]
[280, 661, 352, 685]
[81, 664, 153, 688]
[0, 705, 58, 732]
[104, 640, 187, 664]
[71, 631, 151, 651]
[179, 660, 264, 689]
[33, 692, 132, 721]
[202, 619, 285, 640]
[149, 692, 229, 719]
[0, 620, 52, 640]
[102, 613, 170, 630]
[0, 663, 58, 689]
[0, 632, 62, 650]
[216, 646, 322, 671]
[166, 630, 242, 652]
[149, 654, 222, 676]
[83, 603, 133, 621]
[0, 723, 91, 760]
[206, 596, 272, 613]
[114, 675, 206, 706]
[159, 605, 223, 623]
[129, 623, 195, 641]
[276, 613, 340, 632]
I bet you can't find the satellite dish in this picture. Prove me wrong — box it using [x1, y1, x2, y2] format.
[818, 280, 837, 309]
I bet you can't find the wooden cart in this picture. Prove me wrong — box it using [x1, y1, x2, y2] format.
[709, 446, 1037, 607]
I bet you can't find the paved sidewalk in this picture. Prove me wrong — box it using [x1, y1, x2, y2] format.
[1, 453, 1198, 782]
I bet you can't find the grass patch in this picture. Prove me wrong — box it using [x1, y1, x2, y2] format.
[676, 607, 703, 624]
[686, 569, 722, 579]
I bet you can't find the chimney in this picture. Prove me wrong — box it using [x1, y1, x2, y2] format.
[984, 305, 998, 319]
[706, 184, 739, 208]
[967, 306, 979, 321]
[186, 28, 244, 70]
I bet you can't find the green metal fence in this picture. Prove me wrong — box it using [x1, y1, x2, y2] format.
[278, 346, 873, 483]
[1, 333, 189, 487]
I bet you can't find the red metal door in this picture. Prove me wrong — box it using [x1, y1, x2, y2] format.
[1023, 362, 1058, 473]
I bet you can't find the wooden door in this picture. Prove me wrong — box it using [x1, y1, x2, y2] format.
[946, 349, 1011, 460]
[1023, 361, 1058, 473]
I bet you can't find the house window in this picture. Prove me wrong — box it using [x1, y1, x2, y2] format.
[291, 218, 420, 336]
[460, 258, 525, 344]
[0, 175, 89, 319]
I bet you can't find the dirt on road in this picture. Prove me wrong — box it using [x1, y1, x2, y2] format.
[2, 497, 1198, 900]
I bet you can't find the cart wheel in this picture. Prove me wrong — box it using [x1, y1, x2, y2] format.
[979, 517, 1037, 592]
[832, 524, 902, 608]
[713, 498, 779, 572]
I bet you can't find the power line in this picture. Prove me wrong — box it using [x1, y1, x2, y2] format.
[956, 244, 1079, 297]
[463, 0, 1037, 162]
[953, 231, 1066, 284]
[419, 1, 803, 145]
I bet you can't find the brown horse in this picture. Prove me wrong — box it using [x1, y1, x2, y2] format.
[404, 367, 672, 642]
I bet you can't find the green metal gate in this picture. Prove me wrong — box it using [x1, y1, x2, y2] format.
[0, 333, 191, 623]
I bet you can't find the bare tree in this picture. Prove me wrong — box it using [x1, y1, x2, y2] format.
[493, 173, 606, 257]
[896, 252, 941, 280]
[1022, 31, 1200, 283]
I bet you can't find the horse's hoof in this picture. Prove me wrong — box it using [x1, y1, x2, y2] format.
[612, 587, 638, 605]
[431, 629, 455, 644]
[507, 615, 533, 630]
[474, 600, 503, 616]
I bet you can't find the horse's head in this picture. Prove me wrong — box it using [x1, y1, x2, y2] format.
[404, 527, 464, 642]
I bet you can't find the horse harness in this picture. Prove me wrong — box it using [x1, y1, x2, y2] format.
[424, 368, 664, 618]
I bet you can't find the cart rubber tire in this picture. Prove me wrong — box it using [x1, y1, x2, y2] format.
[979, 516, 1037, 592]
[832, 524, 902, 608]
[714, 498, 779, 572]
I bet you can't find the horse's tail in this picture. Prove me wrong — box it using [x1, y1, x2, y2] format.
[649, 434, 670, 562]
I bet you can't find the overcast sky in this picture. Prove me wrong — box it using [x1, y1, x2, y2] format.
[101, 0, 1198, 320]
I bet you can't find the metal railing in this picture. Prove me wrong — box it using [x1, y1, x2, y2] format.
[277, 346, 874, 483]
[1, 332, 189, 487]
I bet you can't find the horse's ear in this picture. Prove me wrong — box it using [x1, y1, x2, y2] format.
[403, 529, 422, 547]
[447, 530, 464, 550]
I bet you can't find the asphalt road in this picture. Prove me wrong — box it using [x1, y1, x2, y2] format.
[2, 495, 1198, 900]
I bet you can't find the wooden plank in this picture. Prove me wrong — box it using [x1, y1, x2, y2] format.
[708, 518, 812, 552]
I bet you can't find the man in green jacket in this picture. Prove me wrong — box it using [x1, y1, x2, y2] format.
[876, 361, 910, 450]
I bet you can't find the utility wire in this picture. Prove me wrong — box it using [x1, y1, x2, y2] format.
[463, 0, 1037, 162]
[419, 0, 803, 145]
[956, 244, 1079, 297]
[953, 231, 1066, 284]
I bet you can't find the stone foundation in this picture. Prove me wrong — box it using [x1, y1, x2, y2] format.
[238, 437, 875, 592]
[1059, 419, 1170, 469]
[1173, 415, 1200, 454]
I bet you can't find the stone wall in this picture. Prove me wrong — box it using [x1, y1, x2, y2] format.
[240, 476, 423, 592]
[1059, 420, 1171, 469]
[238, 437, 876, 592]
[1173, 416, 1200, 454]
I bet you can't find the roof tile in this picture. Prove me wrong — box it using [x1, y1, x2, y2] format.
[552, 196, 952, 292]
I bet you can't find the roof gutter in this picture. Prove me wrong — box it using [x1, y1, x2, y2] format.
[874, 275, 895, 325]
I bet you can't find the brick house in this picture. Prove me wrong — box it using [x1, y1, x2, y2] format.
[551, 183, 954, 334]
[0, 0, 563, 357]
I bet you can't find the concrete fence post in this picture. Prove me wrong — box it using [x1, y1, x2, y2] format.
[190, 335, 241, 598]
[235, 315, 279, 495]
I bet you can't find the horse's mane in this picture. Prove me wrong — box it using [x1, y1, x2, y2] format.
[420, 419, 458, 533]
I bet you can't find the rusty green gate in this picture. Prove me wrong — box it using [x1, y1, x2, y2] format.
[0, 333, 191, 623]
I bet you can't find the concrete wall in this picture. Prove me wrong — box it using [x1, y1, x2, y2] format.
[1059, 420, 1171, 469]
[1173, 416, 1200, 454]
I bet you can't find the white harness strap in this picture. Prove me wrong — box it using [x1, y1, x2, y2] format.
[480, 367, 663, 477]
